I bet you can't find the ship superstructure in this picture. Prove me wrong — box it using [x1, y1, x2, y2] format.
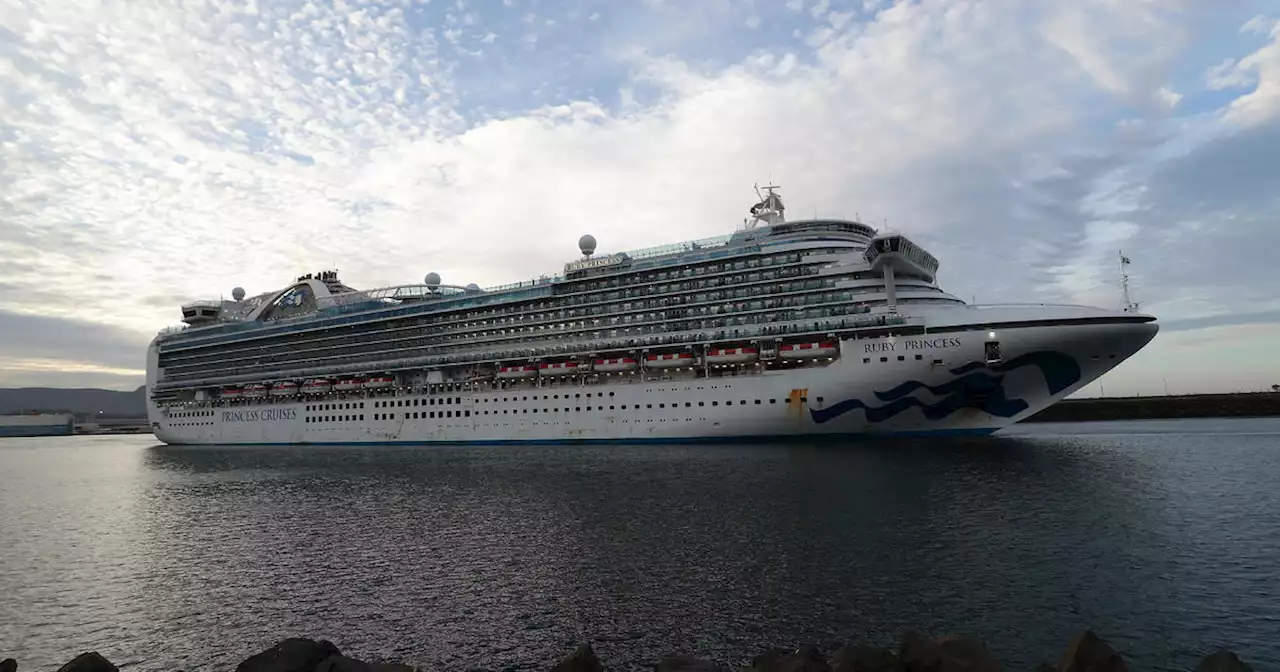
[147, 186, 1158, 444]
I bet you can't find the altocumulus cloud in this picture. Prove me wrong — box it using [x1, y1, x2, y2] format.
[0, 0, 1278, 394]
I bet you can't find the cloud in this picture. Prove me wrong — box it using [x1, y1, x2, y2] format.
[0, 0, 1276, 394]
[0, 310, 149, 389]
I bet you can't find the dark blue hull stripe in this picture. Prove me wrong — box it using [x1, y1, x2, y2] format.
[159, 427, 1001, 447]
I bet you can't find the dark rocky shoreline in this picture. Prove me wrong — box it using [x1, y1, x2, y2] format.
[2, 630, 1256, 672]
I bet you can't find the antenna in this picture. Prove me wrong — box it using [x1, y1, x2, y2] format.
[1119, 250, 1138, 312]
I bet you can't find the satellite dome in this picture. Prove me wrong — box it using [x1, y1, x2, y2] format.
[424, 272, 441, 287]
[465, 283, 481, 292]
[232, 287, 246, 301]
[578, 234, 597, 256]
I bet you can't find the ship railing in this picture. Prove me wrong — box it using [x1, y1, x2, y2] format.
[152, 313, 916, 392]
[963, 302, 1113, 311]
[620, 234, 735, 261]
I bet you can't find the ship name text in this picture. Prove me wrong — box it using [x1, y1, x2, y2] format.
[864, 337, 963, 354]
[221, 408, 298, 423]
[566, 254, 625, 273]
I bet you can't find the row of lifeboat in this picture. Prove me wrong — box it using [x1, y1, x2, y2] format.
[221, 375, 396, 399]
[495, 342, 837, 379]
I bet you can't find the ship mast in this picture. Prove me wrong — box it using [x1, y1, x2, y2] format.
[1119, 250, 1139, 313]
[745, 183, 785, 228]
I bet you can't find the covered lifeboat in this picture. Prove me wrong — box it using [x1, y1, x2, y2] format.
[244, 383, 268, 399]
[644, 352, 694, 369]
[301, 379, 332, 395]
[364, 375, 395, 389]
[538, 361, 579, 377]
[270, 381, 298, 397]
[334, 377, 365, 392]
[705, 346, 758, 365]
[497, 365, 538, 379]
[594, 357, 638, 373]
[779, 341, 838, 359]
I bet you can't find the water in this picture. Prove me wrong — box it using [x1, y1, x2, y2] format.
[2, 419, 1278, 671]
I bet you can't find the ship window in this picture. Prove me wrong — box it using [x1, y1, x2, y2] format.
[897, 356, 904, 361]
[698, 402, 704, 406]
[915, 354, 923, 360]
[712, 401, 718, 406]
[817, 397, 824, 402]
[575, 407, 580, 412]
[465, 410, 471, 417]
[863, 358, 870, 364]
[880, 357, 888, 362]
[754, 399, 761, 404]
[455, 397, 461, 404]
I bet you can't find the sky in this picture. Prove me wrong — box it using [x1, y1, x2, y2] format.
[1, 0, 1278, 396]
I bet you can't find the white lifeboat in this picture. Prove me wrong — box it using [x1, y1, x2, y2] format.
[594, 357, 638, 373]
[270, 381, 299, 397]
[244, 383, 268, 399]
[497, 365, 538, 379]
[364, 375, 395, 389]
[779, 341, 839, 359]
[706, 347, 758, 365]
[222, 386, 245, 400]
[302, 379, 332, 395]
[334, 377, 365, 392]
[538, 362, 579, 377]
[644, 352, 694, 369]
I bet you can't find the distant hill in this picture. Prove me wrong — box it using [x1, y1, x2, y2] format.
[0, 386, 146, 419]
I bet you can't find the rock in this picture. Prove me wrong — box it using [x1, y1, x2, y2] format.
[314, 654, 415, 672]
[749, 645, 829, 672]
[829, 644, 901, 672]
[236, 638, 341, 672]
[897, 633, 1001, 672]
[898, 632, 941, 672]
[552, 644, 603, 672]
[654, 654, 729, 672]
[1, 659, 15, 672]
[55, 653, 118, 672]
[936, 635, 1001, 672]
[1196, 650, 1254, 672]
[1059, 632, 1126, 672]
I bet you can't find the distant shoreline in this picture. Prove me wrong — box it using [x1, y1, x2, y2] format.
[1025, 391, 1280, 423]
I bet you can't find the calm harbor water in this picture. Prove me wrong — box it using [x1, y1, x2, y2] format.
[2, 419, 1278, 671]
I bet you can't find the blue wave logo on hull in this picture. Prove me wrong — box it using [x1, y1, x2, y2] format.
[810, 351, 1081, 425]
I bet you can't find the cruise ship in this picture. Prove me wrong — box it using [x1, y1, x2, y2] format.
[147, 186, 1158, 445]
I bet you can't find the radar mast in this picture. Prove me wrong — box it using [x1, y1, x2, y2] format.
[745, 183, 785, 228]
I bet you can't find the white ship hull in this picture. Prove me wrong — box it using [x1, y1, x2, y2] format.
[148, 321, 1157, 445]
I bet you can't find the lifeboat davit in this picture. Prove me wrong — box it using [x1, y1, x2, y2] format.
[538, 362, 579, 377]
[705, 347, 758, 365]
[364, 375, 395, 389]
[270, 381, 299, 397]
[594, 357, 638, 373]
[222, 386, 245, 400]
[301, 379, 332, 395]
[244, 383, 268, 398]
[644, 352, 694, 369]
[334, 377, 365, 392]
[497, 365, 538, 379]
[779, 341, 839, 359]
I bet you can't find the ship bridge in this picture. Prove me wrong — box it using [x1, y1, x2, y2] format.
[863, 234, 940, 314]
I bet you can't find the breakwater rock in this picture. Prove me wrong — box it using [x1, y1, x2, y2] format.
[3, 631, 1256, 672]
